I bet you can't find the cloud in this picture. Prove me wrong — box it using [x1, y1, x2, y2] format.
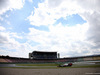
[48, 0, 62, 8]
[0, 26, 6, 31]
[0, 16, 4, 21]
[27, 0, 100, 26]
[76, 0, 100, 12]
[83, 12, 100, 47]
[0, 30, 31, 57]
[0, 0, 25, 15]
[28, 0, 33, 3]
[27, 0, 100, 57]
[27, 0, 81, 26]
[27, 23, 90, 57]
[76, 0, 100, 53]
[0, 0, 27, 58]
[1, 0, 100, 58]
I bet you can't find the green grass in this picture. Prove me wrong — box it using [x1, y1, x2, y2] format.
[72, 64, 100, 68]
[1, 65, 100, 69]
[16, 63, 59, 66]
[0, 67, 58, 69]
[15, 64, 100, 69]
[0, 63, 100, 69]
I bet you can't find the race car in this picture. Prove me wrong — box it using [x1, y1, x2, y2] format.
[58, 63, 72, 67]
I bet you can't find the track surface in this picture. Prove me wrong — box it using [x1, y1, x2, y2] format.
[0, 68, 100, 75]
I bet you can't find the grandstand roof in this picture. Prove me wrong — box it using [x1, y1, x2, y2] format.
[64, 54, 100, 59]
[32, 51, 57, 53]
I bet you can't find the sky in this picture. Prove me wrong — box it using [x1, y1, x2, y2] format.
[0, 0, 100, 58]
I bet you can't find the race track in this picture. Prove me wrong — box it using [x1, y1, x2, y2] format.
[0, 68, 100, 75]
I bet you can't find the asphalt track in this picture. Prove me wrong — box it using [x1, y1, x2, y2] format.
[0, 60, 100, 67]
[0, 63, 100, 75]
[0, 68, 100, 75]
[0, 64, 16, 67]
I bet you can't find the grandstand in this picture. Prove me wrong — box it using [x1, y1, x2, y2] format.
[29, 51, 57, 59]
[0, 54, 100, 63]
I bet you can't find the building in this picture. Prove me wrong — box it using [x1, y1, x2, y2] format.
[29, 51, 57, 59]
[29, 53, 32, 59]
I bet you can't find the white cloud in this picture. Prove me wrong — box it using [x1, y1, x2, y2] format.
[28, 0, 33, 3]
[0, 0, 27, 57]
[27, 0, 100, 26]
[76, 0, 100, 53]
[1, 0, 100, 58]
[0, 26, 6, 31]
[10, 33, 23, 39]
[29, 0, 93, 26]
[0, 31, 31, 58]
[27, 0, 100, 57]
[27, 0, 80, 26]
[0, 16, 4, 21]
[76, 0, 100, 12]
[0, 0, 25, 15]
[27, 23, 90, 57]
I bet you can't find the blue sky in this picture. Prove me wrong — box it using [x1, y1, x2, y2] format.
[0, 0, 100, 58]
[55, 14, 86, 26]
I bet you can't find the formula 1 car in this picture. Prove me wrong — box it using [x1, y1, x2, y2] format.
[58, 63, 72, 67]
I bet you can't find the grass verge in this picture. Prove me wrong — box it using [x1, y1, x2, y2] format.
[0, 63, 100, 69]
[16, 63, 58, 66]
